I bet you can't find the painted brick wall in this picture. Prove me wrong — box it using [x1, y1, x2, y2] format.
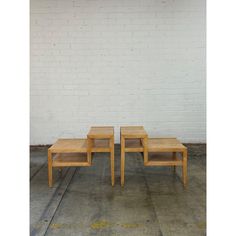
[30, 0, 206, 144]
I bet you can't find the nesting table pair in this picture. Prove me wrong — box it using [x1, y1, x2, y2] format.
[48, 126, 188, 188]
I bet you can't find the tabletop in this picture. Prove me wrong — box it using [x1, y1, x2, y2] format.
[148, 138, 187, 152]
[87, 126, 114, 139]
[120, 126, 148, 138]
[49, 139, 87, 152]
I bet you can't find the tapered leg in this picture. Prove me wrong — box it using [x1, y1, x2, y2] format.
[121, 136, 125, 187]
[182, 149, 188, 187]
[172, 152, 176, 173]
[48, 149, 53, 187]
[110, 137, 115, 186]
[143, 137, 148, 165]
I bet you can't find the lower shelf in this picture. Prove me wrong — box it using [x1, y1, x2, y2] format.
[125, 139, 144, 152]
[145, 152, 183, 166]
[52, 153, 90, 167]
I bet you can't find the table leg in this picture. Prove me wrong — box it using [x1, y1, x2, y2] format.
[87, 138, 92, 165]
[48, 150, 53, 187]
[143, 137, 148, 165]
[110, 137, 115, 186]
[172, 152, 176, 173]
[121, 136, 125, 187]
[182, 150, 188, 187]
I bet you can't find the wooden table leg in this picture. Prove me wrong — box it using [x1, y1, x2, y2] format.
[182, 150, 188, 187]
[110, 137, 115, 186]
[48, 149, 53, 187]
[172, 152, 176, 173]
[87, 138, 92, 165]
[143, 137, 148, 165]
[121, 136, 125, 187]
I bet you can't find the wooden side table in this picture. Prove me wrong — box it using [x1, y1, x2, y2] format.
[87, 126, 115, 186]
[120, 126, 148, 186]
[146, 138, 188, 187]
[48, 139, 90, 187]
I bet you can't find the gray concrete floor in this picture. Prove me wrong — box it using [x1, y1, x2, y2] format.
[30, 144, 206, 236]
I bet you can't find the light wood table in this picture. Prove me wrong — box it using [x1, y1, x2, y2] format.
[120, 126, 148, 186]
[146, 138, 188, 187]
[87, 126, 115, 186]
[48, 139, 90, 187]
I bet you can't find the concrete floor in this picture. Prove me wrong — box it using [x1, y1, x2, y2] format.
[30, 144, 206, 236]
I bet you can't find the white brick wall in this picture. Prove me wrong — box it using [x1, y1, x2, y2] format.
[30, 0, 206, 144]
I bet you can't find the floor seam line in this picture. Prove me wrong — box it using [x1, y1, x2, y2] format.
[30, 167, 78, 236]
[43, 167, 78, 236]
[138, 155, 164, 236]
[30, 162, 47, 181]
